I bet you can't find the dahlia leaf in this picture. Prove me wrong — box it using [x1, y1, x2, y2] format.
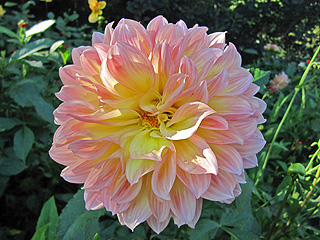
[32, 197, 58, 240]
[0, 156, 27, 176]
[25, 19, 56, 38]
[0, 117, 22, 132]
[13, 126, 35, 163]
[10, 38, 54, 61]
[188, 218, 220, 240]
[57, 189, 105, 240]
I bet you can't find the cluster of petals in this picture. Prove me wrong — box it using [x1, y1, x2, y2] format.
[270, 72, 289, 90]
[264, 43, 281, 52]
[50, 15, 266, 234]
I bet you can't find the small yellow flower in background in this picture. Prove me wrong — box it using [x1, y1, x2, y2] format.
[270, 72, 290, 90]
[40, 0, 53, 2]
[88, 0, 106, 23]
[0, 5, 6, 17]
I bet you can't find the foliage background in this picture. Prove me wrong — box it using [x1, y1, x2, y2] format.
[0, 0, 319, 239]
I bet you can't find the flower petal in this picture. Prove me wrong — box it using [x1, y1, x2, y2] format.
[169, 178, 196, 223]
[174, 135, 218, 175]
[151, 151, 176, 200]
[106, 42, 155, 93]
[210, 144, 243, 175]
[111, 174, 142, 204]
[176, 166, 211, 198]
[129, 130, 174, 161]
[147, 214, 171, 234]
[117, 181, 152, 231]
[161, 102, 215, 140]
[126, 158, 157, 185]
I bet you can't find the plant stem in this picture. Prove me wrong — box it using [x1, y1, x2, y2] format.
[278, 166, 320, 236]
[266, 178, 294, 240]
[255, 44, 320, 185]
[306, 147, 320, 172]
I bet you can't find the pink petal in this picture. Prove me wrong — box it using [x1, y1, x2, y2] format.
[199, 115, 229, 131]
[232, 130, 266, 158]
[173, 80, 209, 107]
[151, 151, 176, 200]
[111, 174, 142, 204]
[176, 166, 211, 198]
[59, 65, 86, 86]
[208, 31, 226, 47]
[161, 102, 215, 140]
[158, 73, 186, 111]
[60, 159, 99, 183]
[117, 182, 152, 231]
[187, 198, 203, 228]
[197, 126, 244, 145]
[83, 158, 121, 190]
[174, 135, 218, 175]
[72, 46, 90, 65]
[179, 56, 199, 89]
[147, 175, 170, 221]
[84, 190, 104, 210]
[102, 190, 130, 215]
[209, 96, 254, 119]
[55, 85, 97, 102]
[106, 42, 155, 93]
[103, 21, 114, 45]
[220, 67, 253, 96]
[147, 214, 171, 234]
[68, 139, 115, 160]
[169, 178, 197, 223]
[147, 15, 168, 46]
[49, 142, 82, 166]
[206, 67, 229, 97]
[151, 41, 176, 93]
[92, 31, 104, 44]
[111, 19, 152, 56]
[210, 144, 243, 175]
[181, 26, 209, 57]
[243, 155, 258, 169]
[229, 119, 257, 139]
[202, 170, 237, 202]
[93, 43, 110, 62]
[80, 48, 102, 76]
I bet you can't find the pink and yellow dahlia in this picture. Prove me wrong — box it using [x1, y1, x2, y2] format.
[50, 16, 266, 233]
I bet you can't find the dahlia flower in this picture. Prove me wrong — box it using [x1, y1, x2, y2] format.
[50, 16, 266, 234]
[270, 72, 289, 90]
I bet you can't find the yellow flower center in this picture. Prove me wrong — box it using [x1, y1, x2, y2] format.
[140, 111, 160, 128]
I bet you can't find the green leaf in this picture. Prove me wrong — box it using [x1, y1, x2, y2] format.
[25, 20, 56, 38]
[9, 79, 41, 107]
[57, 189, 105, 240]
[5, 2, 18, 7]
[0, 118, 22, 132]
[222, 226, 259, 240]
[251, 68, 270, 92]
[32, 197, 59, 240]
[243, 48, 258, 55]
[188, 219, 220, 240]
[10, 38, 53, 60]
[288, 163, 306, 176]
[220, 208, 251, 227]
[0, 175, 10, 197]
[31, 96, 55, 124]
[0, 156, 27, 176]
[50, 40, 64, 54]
[0, 26, 21, 40]
[13, 126, 35, 162]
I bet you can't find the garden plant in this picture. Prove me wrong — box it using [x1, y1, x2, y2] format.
[0, 1, 319, 240]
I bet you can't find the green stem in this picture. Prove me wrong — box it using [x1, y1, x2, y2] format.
[274, 167, 320, 239]
[255, 44, 320, 185]
[266, 178, 294, 240]
[306, 147, 320, 172]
